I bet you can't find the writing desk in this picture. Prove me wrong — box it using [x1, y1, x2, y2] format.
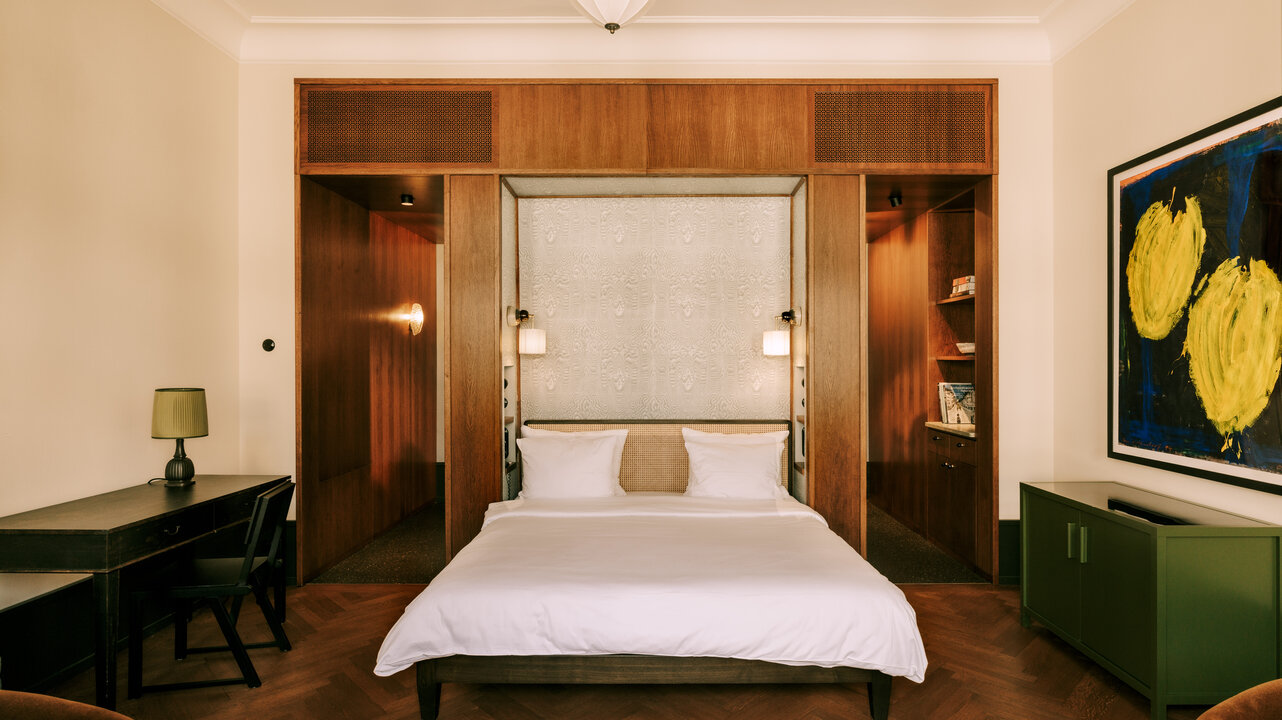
[0, 474, 290, 710]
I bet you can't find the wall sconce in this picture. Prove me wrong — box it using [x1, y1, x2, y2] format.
[776, 309, 800, 325]
[408, 303, 424, 335]
[519, 328, 546, 355]
[400, 193, 414, 206]
[763, 330, 790, 357]
[889, 191, 903, 208]
[506, 306, 533, 326]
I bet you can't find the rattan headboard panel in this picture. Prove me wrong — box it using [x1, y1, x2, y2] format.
[524, 420, 791, 493]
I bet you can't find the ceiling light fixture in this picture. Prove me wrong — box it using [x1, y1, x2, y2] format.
[571, 0, 653, 34]
[888, 191, 903, 208]
[400, 194, 414, 206]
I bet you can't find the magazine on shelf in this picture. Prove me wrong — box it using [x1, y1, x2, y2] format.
[938, 382, 976, 424]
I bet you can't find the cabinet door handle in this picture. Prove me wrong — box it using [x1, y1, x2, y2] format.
[1079, 525, 1089, 564]
[932, 435, 942, 441]
[1066, 522, 1077, 559]
[940, 462, 954, 470]
[955, 442, 966, 448]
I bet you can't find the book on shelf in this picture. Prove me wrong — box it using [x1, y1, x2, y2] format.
[938, 382, 976, 424]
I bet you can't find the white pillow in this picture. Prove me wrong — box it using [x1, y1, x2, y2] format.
[681, 427, 788, 445]
[516, 435, 622, 499]
[521, 427, 628, 484]
[684, 438, 786, 499]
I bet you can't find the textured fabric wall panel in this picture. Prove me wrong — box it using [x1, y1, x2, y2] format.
[519, 197, 790, 420]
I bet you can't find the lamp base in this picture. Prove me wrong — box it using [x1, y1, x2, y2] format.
[163, 441, 196, 488]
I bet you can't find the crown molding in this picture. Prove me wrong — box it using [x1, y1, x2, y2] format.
[1042, 0, 1135, 61]
[151, 0, 250, 59]
[150, 0, 1135, 65]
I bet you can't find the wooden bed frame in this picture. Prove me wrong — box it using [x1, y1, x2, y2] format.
[415, 656, 891, 720]
[413, 420, 896, 719]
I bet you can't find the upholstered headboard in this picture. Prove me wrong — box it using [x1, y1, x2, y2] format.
[523, 420, 792, 494]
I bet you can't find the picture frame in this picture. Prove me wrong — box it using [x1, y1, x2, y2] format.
[1109, 94, 1282, 494]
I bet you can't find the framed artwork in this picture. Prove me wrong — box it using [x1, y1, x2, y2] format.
[1110, 95, 1282, 494]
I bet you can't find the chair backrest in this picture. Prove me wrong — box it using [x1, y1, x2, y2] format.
[237, 481, 294, 587]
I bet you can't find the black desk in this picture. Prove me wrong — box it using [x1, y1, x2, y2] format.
[0, 474, 290, 709]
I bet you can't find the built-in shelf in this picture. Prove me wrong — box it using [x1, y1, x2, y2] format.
[793, 461, 805, 476]
[934, 355, 974, 362]
[924, 421, 976, 439]
[936, 294, 975, 306]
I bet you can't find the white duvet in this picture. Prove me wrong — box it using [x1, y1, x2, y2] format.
[374, 494, 928, 682]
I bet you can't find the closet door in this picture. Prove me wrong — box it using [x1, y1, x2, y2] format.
[807, 174, 866, 553]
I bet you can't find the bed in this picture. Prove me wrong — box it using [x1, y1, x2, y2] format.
[375, 421, 927, 720]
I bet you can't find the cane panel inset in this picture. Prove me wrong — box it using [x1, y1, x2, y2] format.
[303, 89, 494, 165]
[813, 86, 991, 168]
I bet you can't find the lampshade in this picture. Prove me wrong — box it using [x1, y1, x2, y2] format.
[519, 328, 547, 355]
[151, 388, 209, 439]
[571, 0, 653, 32]
[763, 330, 790, 357]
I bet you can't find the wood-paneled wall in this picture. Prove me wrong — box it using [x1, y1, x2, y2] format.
[807, 175, 867, 553]
[646, 84, 809, 171]
[297, 80, 996, 176]
[973, 177, 998, 578]
[445, 174, 502, 558]
[867, 213, 929, 532]
[297, 179, 437, 581]
[497, 84, 648, 171]
[369, 213, 437, 517]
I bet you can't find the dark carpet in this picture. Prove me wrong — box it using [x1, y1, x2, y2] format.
[312, 501, 447, 584]
[866, 504, 986, 583]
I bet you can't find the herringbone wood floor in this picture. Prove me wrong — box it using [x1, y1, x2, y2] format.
[52, 584, 1207, 720]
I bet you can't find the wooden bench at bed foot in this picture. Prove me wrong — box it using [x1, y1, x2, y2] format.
[415, 656, 893, 720]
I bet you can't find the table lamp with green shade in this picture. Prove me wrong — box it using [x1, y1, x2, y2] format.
[151, 388, 208, 488]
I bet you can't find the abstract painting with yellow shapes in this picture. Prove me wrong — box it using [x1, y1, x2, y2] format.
[1110, 95, 1282, 494]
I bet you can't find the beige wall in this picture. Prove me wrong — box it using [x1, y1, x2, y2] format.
[1052, 0, 1282, 519]
[237, 62, 1056, 519]
[0, 0, 240, 515]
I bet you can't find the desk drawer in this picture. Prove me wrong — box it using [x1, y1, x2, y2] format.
[115, 508, 215, 564]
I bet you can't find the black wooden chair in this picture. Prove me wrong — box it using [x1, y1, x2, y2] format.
[127, 480, 294, 697]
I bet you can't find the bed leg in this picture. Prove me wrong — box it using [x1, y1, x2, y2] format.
[416, 662, 442, 720]
[867, 671, 891, 720]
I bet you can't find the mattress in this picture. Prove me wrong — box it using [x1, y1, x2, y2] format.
[374, 494, 928, 682]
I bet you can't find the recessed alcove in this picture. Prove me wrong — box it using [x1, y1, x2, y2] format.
[499, 175, 810, 499]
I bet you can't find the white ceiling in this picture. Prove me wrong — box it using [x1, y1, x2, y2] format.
[153, 0, 1135, 64]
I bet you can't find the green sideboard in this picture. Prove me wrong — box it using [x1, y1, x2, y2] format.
[1021, 482, 1282, 720]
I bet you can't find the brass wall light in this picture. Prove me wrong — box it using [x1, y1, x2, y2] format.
[764, 309, 800, 357]
[408, 303, 425, 335]
[506, 306, 533, 326]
